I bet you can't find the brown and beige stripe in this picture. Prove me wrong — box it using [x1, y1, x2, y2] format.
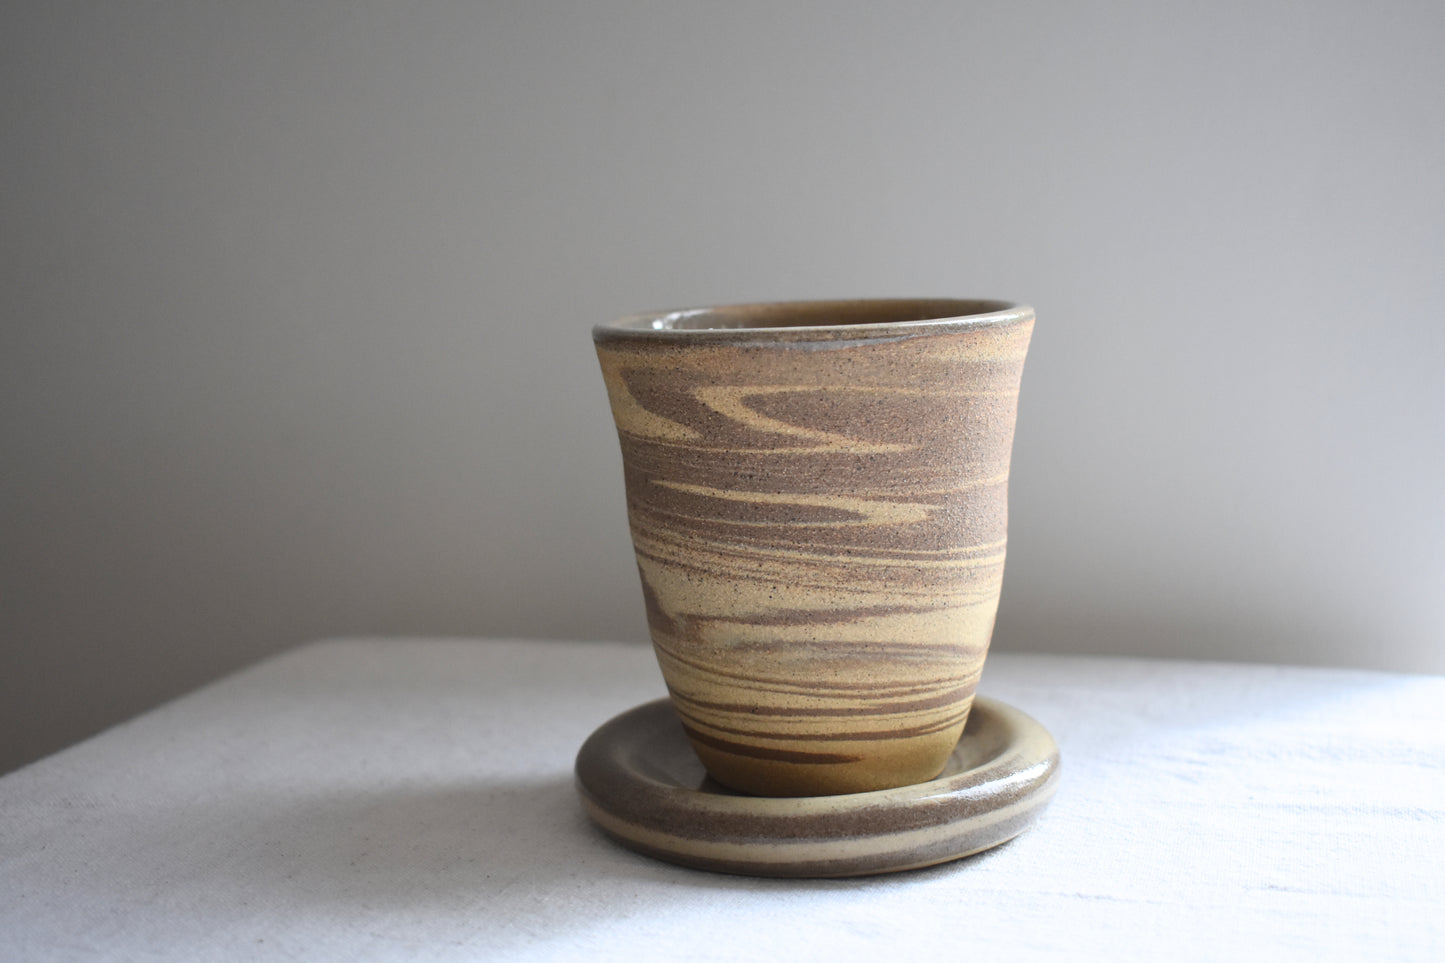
[594, 300, 1034, 796]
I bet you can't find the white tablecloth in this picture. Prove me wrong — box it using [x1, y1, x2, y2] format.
[2, 638, 1442, 961]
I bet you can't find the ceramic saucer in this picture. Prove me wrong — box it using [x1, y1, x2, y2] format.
[575, 696, 1059, 878]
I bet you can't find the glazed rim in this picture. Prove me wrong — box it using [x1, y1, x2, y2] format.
[594, 298, 1032, 342]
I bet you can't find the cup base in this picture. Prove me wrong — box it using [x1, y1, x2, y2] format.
[686, 725, 963, 797]
[574, 696, 1060, 878]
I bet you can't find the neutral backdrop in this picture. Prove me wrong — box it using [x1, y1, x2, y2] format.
[3, 1, 1442, 774]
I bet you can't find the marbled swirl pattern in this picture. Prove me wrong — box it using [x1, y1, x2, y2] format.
[594, 300, 1034, 796]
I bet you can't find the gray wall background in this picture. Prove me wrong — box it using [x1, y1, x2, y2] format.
[3, 1, 1442, 773]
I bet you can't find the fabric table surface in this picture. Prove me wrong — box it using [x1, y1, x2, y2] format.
[2, 638, 1442, 962]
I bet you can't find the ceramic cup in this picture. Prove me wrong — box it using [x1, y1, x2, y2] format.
[593, 299, 1034, 797]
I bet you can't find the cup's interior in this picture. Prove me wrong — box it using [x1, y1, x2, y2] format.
[640, 299, 1016, 331]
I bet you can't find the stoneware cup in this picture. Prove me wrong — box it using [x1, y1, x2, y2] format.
[593, 299, 1034, 797]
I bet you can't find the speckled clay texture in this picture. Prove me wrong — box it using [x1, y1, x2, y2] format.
[594, 300, 1034, 796]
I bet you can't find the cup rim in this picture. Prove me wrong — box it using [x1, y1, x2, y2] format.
[593, 298, 1032, 343]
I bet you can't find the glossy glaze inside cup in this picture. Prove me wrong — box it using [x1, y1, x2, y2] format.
[599, 299, 1024, 336]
